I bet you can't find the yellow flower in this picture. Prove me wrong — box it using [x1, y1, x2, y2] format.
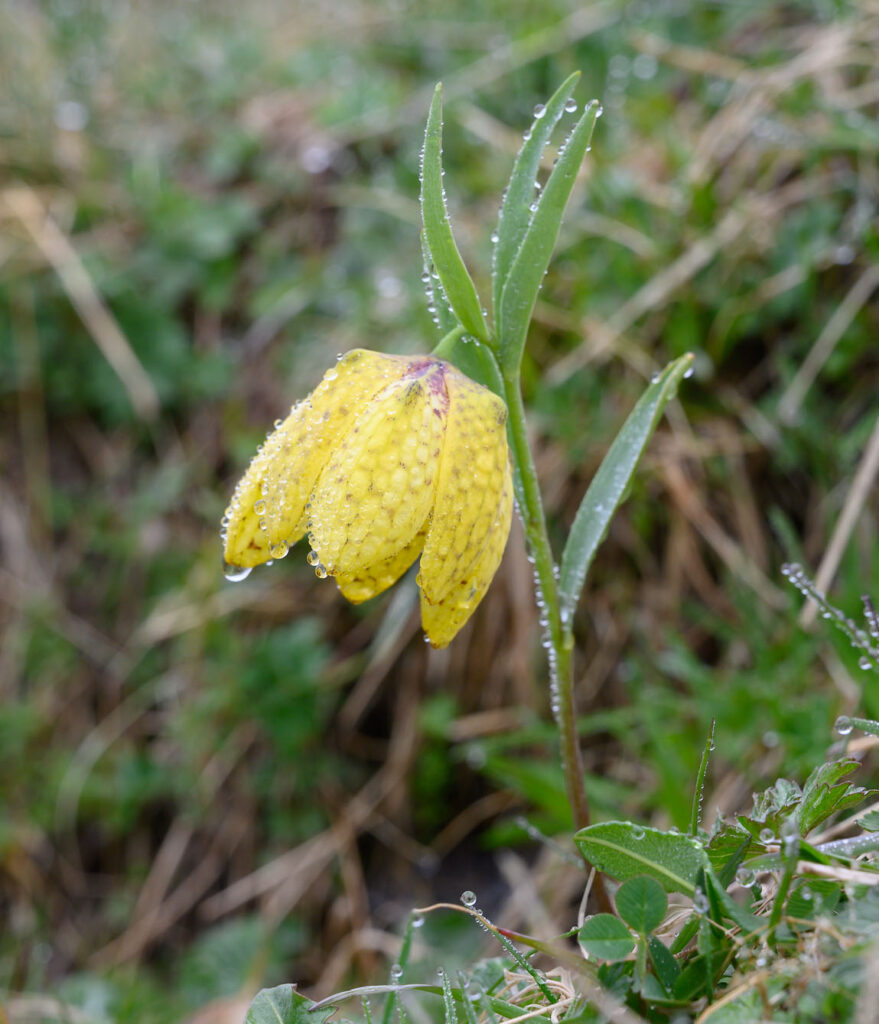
[222, 349, 513, 647]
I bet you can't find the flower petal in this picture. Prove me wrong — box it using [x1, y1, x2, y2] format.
[309, 367, 445, 575]
[335, 529, 426, 603]
[223, 349, 408, 568]
[418, 366, 510, 605]
[420, 457, 513, 648]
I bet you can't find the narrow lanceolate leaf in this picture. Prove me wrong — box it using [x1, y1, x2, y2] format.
[496, 99, 600, 374]
[421, 84, 489, 344]
[492, 72, 580, 318]
[421, 229, 459, 339]
[559, 354, 694, 619]
[574, 822, 708, 895]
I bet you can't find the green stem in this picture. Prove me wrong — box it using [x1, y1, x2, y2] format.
[431, 324, 467, 360]
[501, 368, 590, 834]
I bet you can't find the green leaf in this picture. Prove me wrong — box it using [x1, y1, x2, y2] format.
[574, 822, 708, 895]
[647, 936, 680, 991]
[246, 986, 334, 1024]
[737, 777, 802, 840]
[491, 72, 580, 318]
[799, 758, 874, 834]
[615, 876, 667, 934]
[707, 824, 753, 886]
[559, 354, 695, 617]
[860, 810, 879, 831]
[496, 98, 600, 373]
[421, 230, 460, 339]
[578, 914, 635, 961]
[421, 85, 489, 344]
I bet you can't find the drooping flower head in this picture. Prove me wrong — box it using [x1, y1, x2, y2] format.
[222, 350, 513, 647]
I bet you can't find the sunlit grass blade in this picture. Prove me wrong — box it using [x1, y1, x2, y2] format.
[491, 71, 580, 319]
[421, 84, 489, 344]
[496, 99, 600, 374]
[558, 354, 694, 619]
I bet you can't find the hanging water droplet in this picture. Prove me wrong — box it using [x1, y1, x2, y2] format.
[564, 98, 578, 113]
[412, 912, 425, 928]
[460, 890, 477, 907]
[314, 563, 328, 579]
[307, 550, 320, 566]
[270, 541, 289, 559]
[835, 715, 853, 736]
[223, 563, 252, 582]
[390, 963, 403, 981]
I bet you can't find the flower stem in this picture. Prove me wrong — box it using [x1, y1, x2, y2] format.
[501, 370, 612, 912]
[501, 369, 590, 829]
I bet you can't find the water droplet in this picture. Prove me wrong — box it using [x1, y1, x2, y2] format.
[412, 912, 425, 928]
[390, 963, 403, 981]
[736, 867, 755, 887]
[460, 890, 477, 907]
[835, 715, 853, 736]
[632, 826, 645, 840]
[223, 564, 252, 582]
[253, 499, 267, 515]
[270, 541, 289, 559]
[533, 103, 546, 118]
[759, 828, 775, 844]
[314, 563, 328, 579]
[693, 889, 709, 914]
[307, 550, 320, 566]
[564, 98, 578, 113]
[859, 656, 873, 671]
[529, 202, 538, 212]
[490, 230, 499, 243]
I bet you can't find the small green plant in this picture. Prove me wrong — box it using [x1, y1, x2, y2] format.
[239, 77, 879, 1024]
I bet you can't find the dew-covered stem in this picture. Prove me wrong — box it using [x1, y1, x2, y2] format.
[501, 372, 589, 826]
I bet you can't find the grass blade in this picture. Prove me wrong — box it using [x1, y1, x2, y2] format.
[491, 72, 580, 318]
[690, 720, 716, 836]
[421, 84, 489, 344]
[496, 98, 600, 373]
[558, 353, 694, 619]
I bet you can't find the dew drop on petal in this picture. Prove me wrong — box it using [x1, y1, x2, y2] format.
[224, 564, 252, 582]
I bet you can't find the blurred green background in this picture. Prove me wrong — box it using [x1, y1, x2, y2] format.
[1, 0, 878, 1020]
